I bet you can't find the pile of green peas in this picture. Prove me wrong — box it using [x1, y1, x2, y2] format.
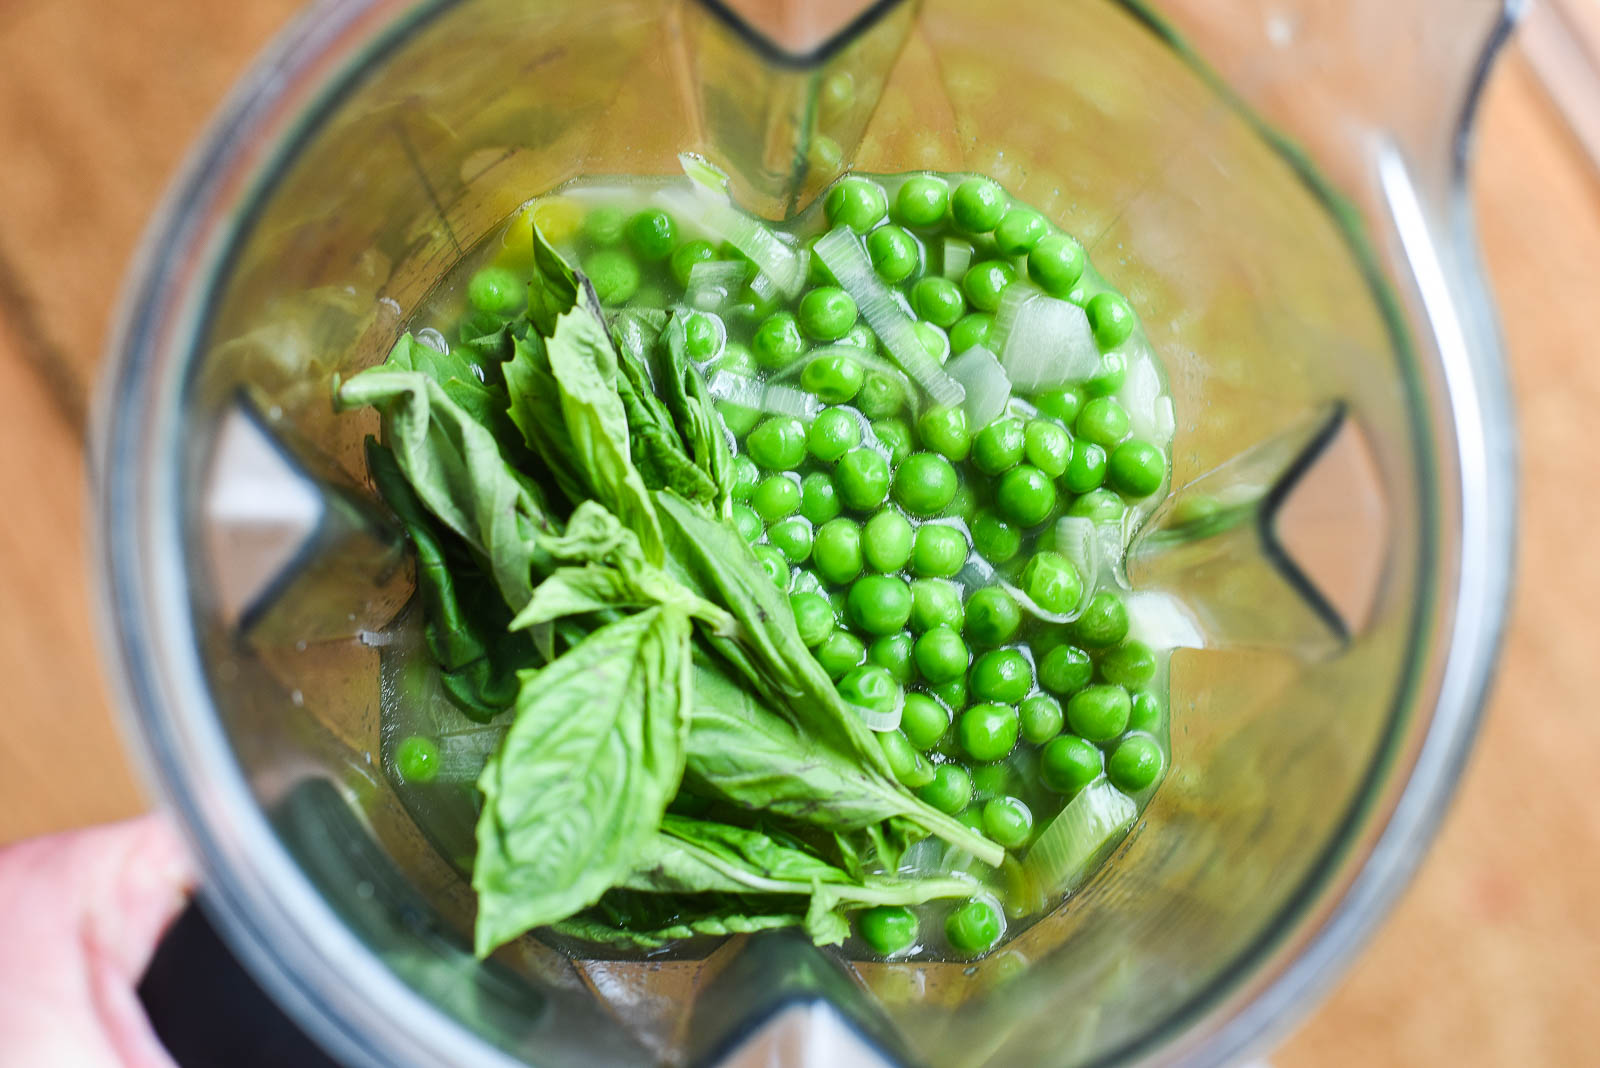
[465, 172, 1173, 959]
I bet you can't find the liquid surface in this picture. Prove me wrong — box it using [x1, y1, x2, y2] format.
[369, 167, 1177, 961]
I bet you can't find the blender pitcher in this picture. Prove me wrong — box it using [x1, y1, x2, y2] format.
[96, 0, 1518, 1065]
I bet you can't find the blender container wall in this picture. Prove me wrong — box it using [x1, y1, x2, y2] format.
[97, 1, 1517, 1066]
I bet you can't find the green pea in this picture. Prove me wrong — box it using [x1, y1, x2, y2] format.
[752, 544, 791, 590]
[865, 632, 911, 683]
[466, 266, 524, 317]
[747, 417, 807, 470]
[878, 731, 932, 788]
[848, 574, 913, 635]
[1041, 734, 1102, 794]
[1019, 693, 1065, 744]
[971, 761, 1013, 801]
[893, 452, 958, 516]
[395, 735, 439, 783]
[751, 474, 801, 520]
[825, 176, 888, 233]
[994, 207, 1048, 256]
[1039, 645, 1093, 697]
[807, 408, 861, 463]
[1076, 397, 1131, 450]
[1108, 735, 1163, 792]
[712, 339, 757, 375]
[901, 693, 951, 750]
[789, 591, 835, 646]
[948, 312, 993, 355]
[916, 406, 971, 462]
[859, 509, 912, 572]
[626, 209, 677, 261]
[917, 763, 972, 814]
[731, 503, 762, 543]
[669, 239, 718, 288]
[983, 796, 1035, 849]
[753, 311, 807, 369]
[1033, 385, 1085, 426]
[951, 177, 1007, 234]
[583, 249, 641, 304]
[910, 578, 964, 632]
[858, 905, 919, 956]
[867, 225, 920, 284]
[1021, 551, 1082, 614]
[836, 448, 892, 510]
[869, 419, 911, 467]
[970, 508, 1021, 565]
[894, 174, 949, 228]
[581, 205, 626, 246]
[965, 587, 1021, 647]
[799, 472, 842, 525]
[1109, 439, 1166, 498]
[911, 524, 969, 578]
[1063, 440, 1108, 494]
[972, 416, 1026, 475]
[996, 465, 1058, 526]
[1068, 488, 1127, 523]
[1085, 351, 1127, 397]
[1029, 234, 1087, 297]
[959, 702, 1019, 762]
[930, 676, 968, 713]
[768, 516, 814, 563]
[1098, 640, 1155, 691]
[798, 286, 860, 341]
[729, 456, 760, 501]
[800, 352, 866, 404]
[840, 320, 878, 353]
[911, 276, 966, 328]
[940, 482, 980, 521]
[812, 518, 863, 585]
[961, 260, 1015, 313]
[1073, 591, 1129, 648]
[816, 628, 866, 679]
[1128, 690, 1164, 734]
[970, 648, 1033, 704]
[1024, 420, 1072, 478]
[1086, 291, 1136, 350]
[684, 312, 722, 360]
[945, 898, 1003, 954]
[1066, 684, 1132, 741]
[839, 663, 903, 716]
[856, 372, 905, 418]
[914, 625, 969, 684]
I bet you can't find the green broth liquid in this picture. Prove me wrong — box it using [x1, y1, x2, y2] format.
[378, 169, 1176, 961]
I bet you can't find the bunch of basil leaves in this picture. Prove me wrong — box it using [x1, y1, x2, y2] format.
[338, 224, 1001, 957]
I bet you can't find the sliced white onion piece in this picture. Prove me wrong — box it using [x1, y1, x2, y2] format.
[686, 259, 747, 311]
[1022, 779, 1137, 899]
[853, 688, 905, 732]
[656, 185, 806, 298]
[999, 578, 1076, 625]
[812, 227, 966, 409]
[995, 285, 1102, 391]
[945, 345, 1011, 427]
[1124, 590, 1206, 650]
[678, 151, 730, 194]
[942, 237, 973, 281]
[1054, 515, 1127, 602]
[706, 371, 823, 419]
[1122, 350, 1163, 439]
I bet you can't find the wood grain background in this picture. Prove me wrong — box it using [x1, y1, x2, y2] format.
[0, 1, 1596, 1064]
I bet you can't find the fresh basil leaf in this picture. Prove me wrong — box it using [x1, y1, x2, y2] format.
[366, 439, 530, 722]
[684, 656, 1005, 867]
[504, 332, 589, 507]
[527, 220, 580, 337]
[618, 815, 977, 947]
[473, 606, 693, 955]
[545, 306, 664, 563]
[513, 564, 733, 633]
[551, 891, 806, 950]
[610, 316, 718, 507]
[337, 364, 556, 611]
[655, 313, 736, 515]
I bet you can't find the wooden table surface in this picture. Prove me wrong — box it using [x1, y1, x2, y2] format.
[1, 2, 1596, 1064]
